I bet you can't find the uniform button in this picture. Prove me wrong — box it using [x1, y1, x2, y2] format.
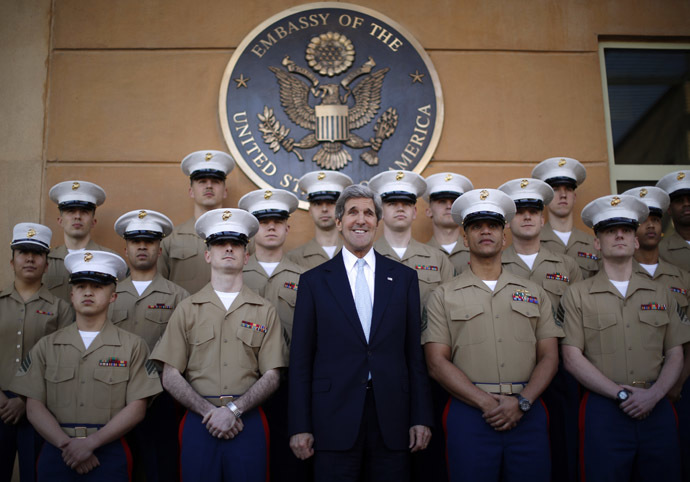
[495, 315, 500, 319]
[15, 358, 19, 363]
[500, 363, 505, 367]
[223, 362, 228, 367]
[626, 324, 630, 328]
[628, 347, 632, 351]
[80, 403, 84, 407]
[81, 380, 85, 384]
[497, 338, 502, 343]
[630, 371, 634, 374]
[224, 385, 228, 390]
[224, 339, 228, 343]
[16, 345, 20, 349]
[17, 331, 21, 335]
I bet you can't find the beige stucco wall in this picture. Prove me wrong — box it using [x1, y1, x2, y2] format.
[3, 0, 690, 289]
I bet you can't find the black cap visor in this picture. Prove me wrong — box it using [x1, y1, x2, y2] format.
[514, 199, 545, 210]
[69, 272, 117, 285]
[669, 188, 690, 201]
[429, 191, 461, 202]
[252, 209, 289, 221]
[648, 207, 663, 218]
[206, 232, 249, 246]
[593, 217, 639, 233]
[545, 177, 577, 190]
[381, 191, 417, 204]
[11, 241, 49, 253]
[463, 211, 506, 227]
[307, 191, 340, 202]
[124, 230, 164, 240]
[59, 201, 97, 211]
[190, 169, 227, 182]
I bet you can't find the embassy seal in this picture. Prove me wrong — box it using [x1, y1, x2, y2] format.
[219, 2, 444, 208]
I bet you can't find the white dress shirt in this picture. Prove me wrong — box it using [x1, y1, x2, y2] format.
[342, 247, 376, 304]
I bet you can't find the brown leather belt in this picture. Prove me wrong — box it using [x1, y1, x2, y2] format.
[474, 382, 527, 395]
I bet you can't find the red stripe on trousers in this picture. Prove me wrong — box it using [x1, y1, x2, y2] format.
[578, 391, 590, 482]
[259, 407, 271, 482]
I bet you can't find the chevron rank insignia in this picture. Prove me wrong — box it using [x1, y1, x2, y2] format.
[145, 360, 159, 378]
[18, 353, 32, 374]
[555, 303, 565, 327]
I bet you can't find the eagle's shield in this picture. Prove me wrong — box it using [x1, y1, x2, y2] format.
[315, 105, 349, 142]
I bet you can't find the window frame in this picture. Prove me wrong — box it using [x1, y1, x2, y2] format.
[598, 41, 690, 193]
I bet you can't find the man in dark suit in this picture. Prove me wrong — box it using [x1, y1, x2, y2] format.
[288, 184, 433, 482]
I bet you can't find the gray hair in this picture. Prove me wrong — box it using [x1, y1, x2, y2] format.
[335, 184, 383, 222]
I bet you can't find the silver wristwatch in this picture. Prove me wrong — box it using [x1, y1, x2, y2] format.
[225, 400, 243, 419]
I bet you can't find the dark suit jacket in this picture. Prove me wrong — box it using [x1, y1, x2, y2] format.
[288, 250, 433, 451]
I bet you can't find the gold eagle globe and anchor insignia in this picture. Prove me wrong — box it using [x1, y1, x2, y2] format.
[258, 32, 398, 170]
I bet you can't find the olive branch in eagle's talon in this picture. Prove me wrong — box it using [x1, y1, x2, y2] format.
[257, 106, 304, 161]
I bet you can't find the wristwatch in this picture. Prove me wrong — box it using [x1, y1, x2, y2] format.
[516, 394, 532, 412]
[225, 400, 243, 420]
[616, 389, 630, 405]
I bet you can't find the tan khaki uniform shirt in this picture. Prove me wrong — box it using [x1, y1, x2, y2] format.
[374, 237, 455, 308]
[243, 255, 303, 344]
[501, 245, 583, 312]
[423, 270, 563, 384]
[285, 237, 342, 271]
[43, 240, 119, 302]
[108, 273, 190, 351]
[9, 321, 162, 433]
[633, 259, 690, 316]
[659, 232, 690, 273]
[540, 223, 600, 279]
[150, 284, 287, 397]
[426, 235, 471, 274]
[0, 284, 73, 391]
[158, 218, 210, 295]
[560, 270, 690, 385]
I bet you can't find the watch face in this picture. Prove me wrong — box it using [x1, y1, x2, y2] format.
[618, 390, 629, 401]
[519, 397, 531, 411]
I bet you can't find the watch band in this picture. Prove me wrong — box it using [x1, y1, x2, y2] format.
[225, 400, 243, 419]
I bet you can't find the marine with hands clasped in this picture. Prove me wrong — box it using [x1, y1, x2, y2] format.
[424, 172, 474, 275]
[158, 150, 234, 294]
[150, 208, 287, 482]
[285, 170, 353, 270]
[532, 157, 600, 278]
[1, 223, 73, 482]
[10, 250, 162, 481]
[423, 188, 563, 482]
[623, 185, 690, 481]
[369, 170, 454, 308]
[43, 180, 120, 302]
[498, 177, 583, 482]
[109, 209, 190, 482]
[239, 188, 307, 482]
[657, 170, 690, 273]
[560, 194, 690, 482]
